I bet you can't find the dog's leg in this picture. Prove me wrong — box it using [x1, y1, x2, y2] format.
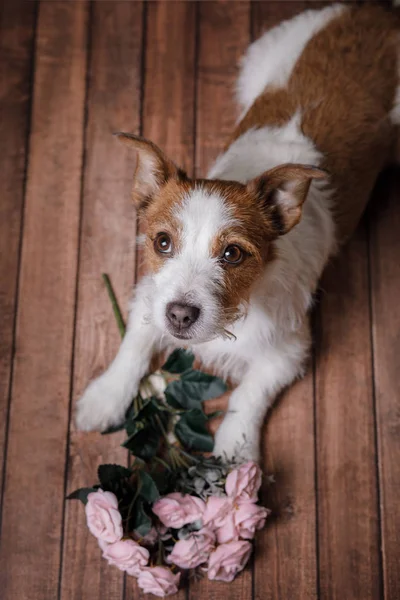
[76, 278, 160, 432]
[213, 326, 310, 462]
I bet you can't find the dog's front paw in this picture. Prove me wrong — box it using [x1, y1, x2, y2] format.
[76, 374, 135, 432]
[213, 413, 260, 463]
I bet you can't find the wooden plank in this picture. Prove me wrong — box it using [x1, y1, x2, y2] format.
[0, 0, 36, 508]
[0, 3, 88, 599]
[124, 1, 196, 598]
[59, 3, 143, 600]
[255, 373, 318, 600]
[315, 226, 381, 600]
[195, 0, 250, 176]
[369, 169, 400, 600]
[190, 2, 252, 600]
[142, 0, 196, 176]
[249, 4, 320, 599]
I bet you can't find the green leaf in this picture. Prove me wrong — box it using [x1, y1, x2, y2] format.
[182, 370, 227, 398]
[97, 464, 132, 488]
[125, 419, 138, 438]
[131, 498, 152, 536]
[165, 369, 226, 409]
[67, 487, 98, 504]
[122, 426, 160, 460]
[138, 471, 160, 504]
[150, 467, 175, 496]
[134, 397, 160, 422]
[175, 408, 214, 452]
[162, 349, 194, 373]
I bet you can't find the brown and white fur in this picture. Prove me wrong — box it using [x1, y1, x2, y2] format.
[76, 3, 400, 462]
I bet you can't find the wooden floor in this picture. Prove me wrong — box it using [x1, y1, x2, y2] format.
[1, 1, 400, 599]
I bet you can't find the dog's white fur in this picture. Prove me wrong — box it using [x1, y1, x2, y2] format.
[151, 189, 237, 344]
[76, 4, 399, 461]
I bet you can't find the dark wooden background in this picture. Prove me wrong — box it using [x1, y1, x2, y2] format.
[1, 1, 399, 599]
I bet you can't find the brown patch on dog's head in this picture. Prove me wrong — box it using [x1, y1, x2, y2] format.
[142, 178, 193, 273]
[202, 165, 327, 318]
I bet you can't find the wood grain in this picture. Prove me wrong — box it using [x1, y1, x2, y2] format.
[255, 373, 318, 600]
[369, 169, 400, 600]
[142, 0, 196, 176]
[195, 0, 250, 176]
[124, 1, 196, 598]
[190, 2, 252, 599]
[250, 4, 319, 599]
[59, 3, 143, 600]
[0, 0, 36, 508]
[0, 3, 88, 599]
[315, 226, 381, 600]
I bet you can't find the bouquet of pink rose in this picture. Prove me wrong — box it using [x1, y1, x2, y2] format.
[69, 276, 270, 597]
[80, 460, 268, 596]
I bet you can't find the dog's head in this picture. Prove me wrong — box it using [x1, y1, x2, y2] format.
[118, 133, 326, 344]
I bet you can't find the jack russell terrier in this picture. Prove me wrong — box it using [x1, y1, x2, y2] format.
[76, 3, 400, 461]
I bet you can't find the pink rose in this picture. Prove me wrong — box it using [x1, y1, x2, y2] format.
[138, 566, 181, 597]
[234, 502, 270, 539]
[208, 540, 252, 582]
[85, 489, 123, 543]
[204, 496, 238, 544]
[167, 527, 215, 569]
[203, 496, 232, 527]
[225, 462, 262, 503]
[102, 539, 149, 576]
[152, 493, 206, 529]
[215, 513, 238, 544]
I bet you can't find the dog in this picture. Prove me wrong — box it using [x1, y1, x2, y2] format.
[76, 3, 400, 462]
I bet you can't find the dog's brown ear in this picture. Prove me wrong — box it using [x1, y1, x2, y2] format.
[115, 133, 187, 210]
[247, 163, 328, 236]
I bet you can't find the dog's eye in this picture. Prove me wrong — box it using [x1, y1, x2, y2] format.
[154, 232, 172, 255]
[222, 244, 244, 265]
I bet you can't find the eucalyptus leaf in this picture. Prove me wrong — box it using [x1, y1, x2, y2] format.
[175, 408, 214, 452]
[67, 487, 98, 505]
[162, 349, 194, 373]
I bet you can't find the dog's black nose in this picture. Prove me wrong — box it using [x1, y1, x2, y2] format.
[166, 302, 200, 330]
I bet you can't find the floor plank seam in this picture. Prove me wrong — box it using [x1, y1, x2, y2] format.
[312, 316, 321, 600]
[0, 0, 39, 531]
[366, 207, 385, 600]
[56, 3, 93, 598]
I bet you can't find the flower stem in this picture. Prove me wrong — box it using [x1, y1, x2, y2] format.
[102, 273, 126, 338]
